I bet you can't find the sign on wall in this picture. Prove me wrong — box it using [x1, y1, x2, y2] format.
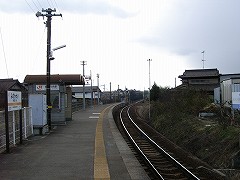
[85, 75, 91, 86]
[36, 84, 59, 91]
[8, 91, 22, 111]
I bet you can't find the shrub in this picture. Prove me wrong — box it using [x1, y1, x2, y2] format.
[150, 87, 211, 128]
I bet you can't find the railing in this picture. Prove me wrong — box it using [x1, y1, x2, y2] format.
[0, 107, 33, 153]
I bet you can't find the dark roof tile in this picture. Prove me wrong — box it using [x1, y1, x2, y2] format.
[179, 68, 219, 78]
[24, 74, 85, 85]
[0, 79, 26, 92]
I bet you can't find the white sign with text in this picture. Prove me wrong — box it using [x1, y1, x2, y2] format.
[8, 91, 22, 111]
[36, 84, 59, 91]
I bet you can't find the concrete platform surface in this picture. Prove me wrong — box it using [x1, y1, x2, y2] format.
[0, 104, 150, 180]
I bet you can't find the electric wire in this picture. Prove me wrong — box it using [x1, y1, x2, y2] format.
[50, 0, 56, 7]
[31, 26, 46, 72]
[53, 0, 62, 14]
[0, 27, 9, 78]
[31, 0, 41, 11]
[53, 0, 63, 19]
[35, 0, 42, 10]
[46, 0, 53, 8]
[24, 0, 36, 14]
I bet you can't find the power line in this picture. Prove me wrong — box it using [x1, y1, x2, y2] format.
[46, 0, 54, 7]
[53, 0, 62, 15]
[35, 0, 42, 9]
[46, 0, 51, 7]
[30, 26, 46, 74]
[49, 0, 55, 7]
[31, 0, 40, 11]
[24, 0, 36, 13]
[0, 27, 9, 78]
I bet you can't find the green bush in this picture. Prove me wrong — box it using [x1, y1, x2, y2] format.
[150, 86, 211, 129]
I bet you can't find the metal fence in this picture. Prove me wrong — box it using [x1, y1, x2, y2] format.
[0, 107, 33, 153]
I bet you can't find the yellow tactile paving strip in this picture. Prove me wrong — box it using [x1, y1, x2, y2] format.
[94, 105, 112, 180]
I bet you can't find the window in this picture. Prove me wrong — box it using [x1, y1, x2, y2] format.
[51, 93, 60, 109]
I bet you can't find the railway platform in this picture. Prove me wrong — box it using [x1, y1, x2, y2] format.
[0, 104, 150, 180]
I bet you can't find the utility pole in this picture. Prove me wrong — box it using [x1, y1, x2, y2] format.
[118, 84, 120, 102]
[147, 59, 152, 121]
[201, 50, 205, 69]
[110, 82, 112, 103]
[102, 84, 105, 91]
[97, 74, 100, 105]
[143, 87, 145, 100]
[81, 61, 87, 110]
[90, 70, 93, 108]
[36, 8, 62, 130]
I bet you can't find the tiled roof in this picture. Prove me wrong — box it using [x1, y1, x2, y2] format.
[0, 79, 25, 92]
[179, 68, 219, 78]
[24, 74, 85, 85]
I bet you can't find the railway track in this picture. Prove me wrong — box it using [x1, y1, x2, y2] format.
[113, 102, 225, 180]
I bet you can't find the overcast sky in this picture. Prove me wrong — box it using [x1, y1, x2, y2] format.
[0, 0, 240, 91]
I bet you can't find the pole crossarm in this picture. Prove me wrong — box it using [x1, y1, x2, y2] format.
[36, 8, 62, 18]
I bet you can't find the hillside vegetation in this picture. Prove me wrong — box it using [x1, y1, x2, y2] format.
[146, 83, 240, 178]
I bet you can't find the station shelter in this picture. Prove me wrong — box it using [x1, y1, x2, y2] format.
[24, 74, 85, 126]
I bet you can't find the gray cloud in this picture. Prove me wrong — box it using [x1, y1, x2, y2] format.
[136, 0, 240, 73]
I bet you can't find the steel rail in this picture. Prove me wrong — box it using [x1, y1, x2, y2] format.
[120, 103, 200, 180]
[127, 105, 200, 180]
[120, 106, 164, 179]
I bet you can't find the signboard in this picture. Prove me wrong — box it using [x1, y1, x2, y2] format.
[36, 84, 59, 91]
[85, 80, 91, 85]
[85, 75, 91, 86]
[8, 91, 22, 111]
[232, 92, 240, 109]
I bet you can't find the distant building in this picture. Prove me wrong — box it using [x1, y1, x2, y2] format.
[214, 74, 240, 107]
[220, 73, 240, 83]
[177, 68, 220, 95]
[72, 86, 101, 102]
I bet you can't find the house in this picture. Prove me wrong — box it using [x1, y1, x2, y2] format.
[177, 68, 220, 95]
[0, 78, 28, 110]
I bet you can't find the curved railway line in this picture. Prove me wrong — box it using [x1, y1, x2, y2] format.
[113, 102, 226, 180]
